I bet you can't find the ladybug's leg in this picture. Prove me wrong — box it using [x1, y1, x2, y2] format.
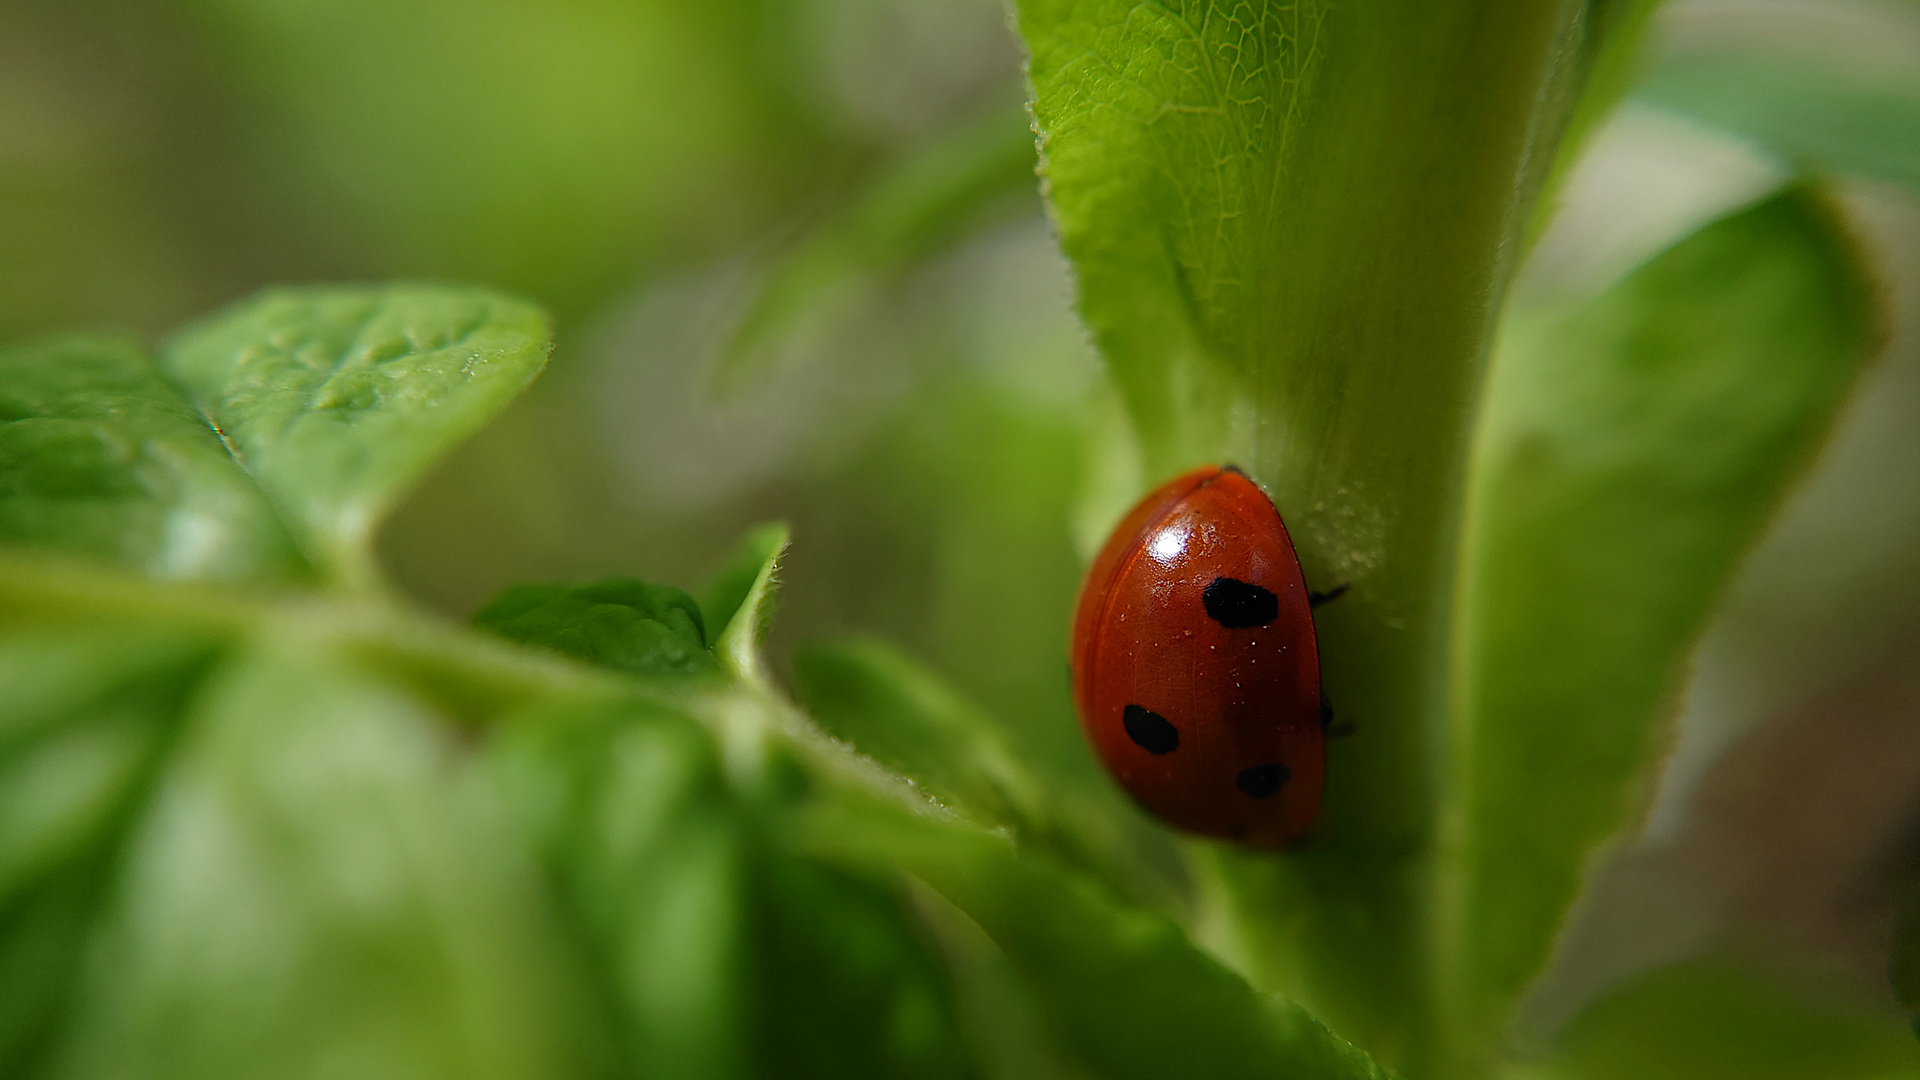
[1308, 583, 1350, 609]
[1320, 694, 1356, 739]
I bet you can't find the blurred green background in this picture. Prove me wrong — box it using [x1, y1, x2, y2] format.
[5, 0, 1920, 1057]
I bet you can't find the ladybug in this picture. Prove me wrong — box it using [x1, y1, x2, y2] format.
[1070, 464, 1328, 846]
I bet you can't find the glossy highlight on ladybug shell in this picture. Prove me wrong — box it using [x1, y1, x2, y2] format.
[1070, 465, 1324, 846]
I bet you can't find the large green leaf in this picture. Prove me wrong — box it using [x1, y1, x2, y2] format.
[1013, 0, 1639, 1058]
[0, 626, 219, 1076]
[0, 337, 307, 586]
[490, 697, 980, 1080]
[488, 698, 752, 1080]
[162, 285, 552, 590]
[48, 644, 595, 1080]
[1437, 188, 1879, 1072]
[749, 852, 978, 1080]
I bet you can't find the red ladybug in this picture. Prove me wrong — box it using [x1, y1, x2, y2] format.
[1070, 464, 1326, 846]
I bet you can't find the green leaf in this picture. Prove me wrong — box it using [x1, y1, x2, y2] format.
[1531, 956, 1920, 1080]
[801, 788, 1390, 1080]
[53, 645, 593, 1080]
[751, 854, 978, 1080]
[1014, 1, 1641, 1056]
[707, 522, 790, 685]
[1438, 188, 1880, 1070]
[489, 697, 751, 1080]
[0, 628, 214, 905]
[0, 626, 218, 1075]
[162, 284, 552, 590]
[474, 579, 715, 677]
[793, 637, 1037, 830]
[0, 337, 307, 585]
[1637, 45, 1920, 195]
[491, 695, 980, 1080]
[908, 880, 1096, 1080]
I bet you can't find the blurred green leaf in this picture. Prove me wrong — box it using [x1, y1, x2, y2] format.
[1530, 956, 1920, 1080]
[0, 337, 307, 586]
[1638, 48, 1920, 195]
[751, 854, 978, 1080]
[474, 579, 714, 677]
[1014, 1, 1642, 1058]
[794, 636, 1039, 830]
[1438, 188, 1880, 1072]
[162, 284, 551, 590]
[908, 880, 1096, 1080]
[802, 787, 1390, 1080]
[0, 629, 211, 905]
[490, 697, 750, 1080]
[718, 106, 1039, 389]
[53, 645, 593, 1080]
[0, 626, 217, 1076]
[493, 694, 980, 1080]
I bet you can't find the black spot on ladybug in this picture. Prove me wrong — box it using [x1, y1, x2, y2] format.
[1123, 705, 1179, 754]
[1236, 763, 1290, 798]
[1203, 577, 1278, 628]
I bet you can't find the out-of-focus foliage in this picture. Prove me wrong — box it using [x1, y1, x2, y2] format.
[1637, 1, 1920, 195]
[1441, 188, 1878, 1074]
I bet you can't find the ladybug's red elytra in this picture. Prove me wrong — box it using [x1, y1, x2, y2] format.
[1070, 464, 1325, 846]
